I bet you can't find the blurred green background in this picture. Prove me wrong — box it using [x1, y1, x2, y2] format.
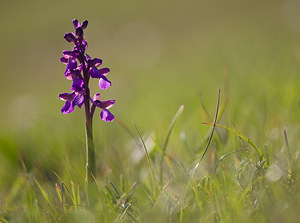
[1, 0, 300, 190]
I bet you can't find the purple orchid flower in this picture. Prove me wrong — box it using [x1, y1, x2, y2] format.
[59, 78, 85, 114]
[59, 19, 114, 117]
[92, 93, 115, 122]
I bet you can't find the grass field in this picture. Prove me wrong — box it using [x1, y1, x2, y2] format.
[1, 0, 300, 222]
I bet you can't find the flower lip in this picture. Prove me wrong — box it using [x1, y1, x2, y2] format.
[71, 78, 85, 93]
[100, 109, 114, 122]
[66, 58, 77, 70]
[98, 77, 111, 90]
[61, 101, 74, 114]
[72, 94, 84, 108]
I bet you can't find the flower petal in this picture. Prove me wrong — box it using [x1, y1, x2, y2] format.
[100, 109, 114, 122]
[64, 33, 76, 42]
[94, 99, 115, 109]
[64, 58, 77, 77]
[65, 69, 81, 80]
[100, 100, 115, 109]
[63, 50, 78, 59]
[89, 67, 101, 78]
[71, 78, 84, 92]
[60, 57, 68, 64]
[81, 20, 88, 29]
[72, 19, 79, 28]
[88, 58, 102, 68]
[93, 93, 100, 101]
[99, 68, 110, 76]
[64, 70, 73, 80]
[72, 94, 84, 108]
[99, 76, 111, 90]
[86, 54, 91, 61]
[61, 101, 74, 114]
[59, 92, 75, 101]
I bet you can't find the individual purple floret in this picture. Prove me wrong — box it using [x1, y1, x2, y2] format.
[59, 78, 85, 114]
[87, 54, 111, 90]
[89, 67, 111, 90]
[92, 93, 115, 122]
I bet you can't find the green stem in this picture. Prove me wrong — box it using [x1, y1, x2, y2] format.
[85, 112, 95, 182]
[84, 93, 96, 195]
[80, 47, 96, 187]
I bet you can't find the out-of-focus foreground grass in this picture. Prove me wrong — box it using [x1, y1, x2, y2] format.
[1, 0, 300, 222]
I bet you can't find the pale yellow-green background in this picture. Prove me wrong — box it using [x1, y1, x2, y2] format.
[1, 0, 300, 143]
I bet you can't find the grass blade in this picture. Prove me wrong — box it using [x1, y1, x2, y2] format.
[71, 181, 77, 210]
[218, 148, 248, 161]
[34, 179, 58, 222]
[133, 122, 157, 199]
[163, 105, 185, 152]
[192, 89, 221, 176]
[283, 128, 291, 163]
[115, 203, 131, 223]
[160, 105, 184, 183]
[202, 123, 264, 162]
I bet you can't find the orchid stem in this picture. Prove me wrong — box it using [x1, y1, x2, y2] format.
[85, 113, 96, 183]
[84, 93, 96, 205]
[82, 54, 96, 188]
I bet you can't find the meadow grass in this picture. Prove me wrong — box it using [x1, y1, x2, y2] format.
[1, 87, 300, 222]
